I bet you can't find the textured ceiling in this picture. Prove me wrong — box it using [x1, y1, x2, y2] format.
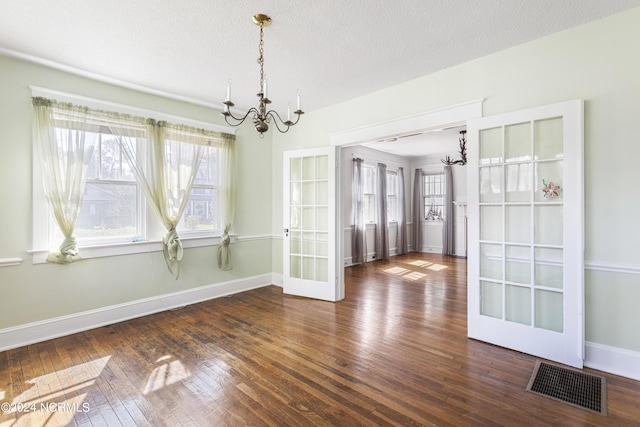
[0, 0, 640, 115]
[1, 1, 639, 124]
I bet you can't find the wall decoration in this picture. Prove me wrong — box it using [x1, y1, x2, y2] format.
[541, 179, 561, 199]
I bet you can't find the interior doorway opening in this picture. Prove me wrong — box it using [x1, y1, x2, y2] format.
[330, 100, 483, 287]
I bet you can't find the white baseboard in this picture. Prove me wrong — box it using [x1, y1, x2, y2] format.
[585, 341, 640, 380]
[0, 274, 274, 353]
[271, 273, 283, 287]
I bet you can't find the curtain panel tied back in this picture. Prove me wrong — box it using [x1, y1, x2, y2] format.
[32, 97, 96, 264]
[32, 97, 237, 276]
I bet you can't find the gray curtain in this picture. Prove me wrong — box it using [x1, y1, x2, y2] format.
[396, 167, 408, 255]
[412, 168, 423, 252]
[375, 163, 389, 260]
[351, 158, 365, 264]
[442, 165, 455, 256]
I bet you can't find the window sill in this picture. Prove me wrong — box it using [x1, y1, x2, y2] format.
[28, 234, 234, 264]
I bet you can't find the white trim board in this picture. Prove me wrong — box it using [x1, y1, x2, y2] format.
[329, 99, 484, 147]
[0, 274, 274, 353]
[585, 342, 640, 381]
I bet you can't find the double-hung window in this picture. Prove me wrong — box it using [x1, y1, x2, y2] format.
[67, 130, 141, 245]
[177, 144, 220, 234]
[386, 170, 398, 222]
[363, 165, 376, 223]
[32, 90, 234, 264]
[423, 173, 445, 220]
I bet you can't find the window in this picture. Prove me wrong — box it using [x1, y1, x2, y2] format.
[67, 131, 141, 244]
[32, 91, 234, 263]
[386, 170, 398, 222]
[363, 165, 376, 223]
[177, 145, 220, 233]
[423, 173, 445, 220]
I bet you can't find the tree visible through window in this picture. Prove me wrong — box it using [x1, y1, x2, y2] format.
[177, 146, 220, 233]
[423, 173, 445, 220]
[55, 130, 140, 244]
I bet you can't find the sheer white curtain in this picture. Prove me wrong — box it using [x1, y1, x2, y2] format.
[351, 158, 365, 264]
[442, 165, 455, 255]
[32, 97, 97, 264]
[110, 117, 214, 278]
[374, 163, 389, 260]
[412, 168, 423, 252]
[396, 167, 408, 255]
[217, 134, 236, 271]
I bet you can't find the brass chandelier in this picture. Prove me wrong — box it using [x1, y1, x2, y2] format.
[222, 14, 304, 136]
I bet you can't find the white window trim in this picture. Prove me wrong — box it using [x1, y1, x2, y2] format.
[30, 87, 236, 264]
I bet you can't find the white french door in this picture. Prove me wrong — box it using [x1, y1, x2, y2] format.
[467, 100, 584, 368]
[283, 147, 342, 301]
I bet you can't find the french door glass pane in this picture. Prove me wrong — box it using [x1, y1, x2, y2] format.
[317, 180, 328, 204]
[506, 245, 531, 284]
[505, 163, 532, 202]
[303, 156, 315, 180]
[290, 182, 301, 205]
[479, 166, 503, 203]
[302, 256, 315, 280]
[535, 290, 563, 332]
[290, 255, 301, 279]
[480, 205, 502, 241]
[534, 117, 563, 160]
[316, 232, 328, 256]
[481, 281, 503, 319]
[316, 258, 328, 282]
[535, 161, 564, 202]
[535, 247, 563, 289]
[290, 231, 302, 254]
[506, 205, 531, 243]
[506, 285, 531, 325]
[505, 122, 531, 162]
[316, 156, 328, 180]
[479, 127, 503, 164]
[534, 205, 563, 245]
[480, 243, 503, 280]
[290, 157, 301, 181]
[303, 182, 315, 204]
[303, 232, 315, 255]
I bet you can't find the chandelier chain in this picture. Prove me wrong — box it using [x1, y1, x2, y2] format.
[258, 26, 265, 93]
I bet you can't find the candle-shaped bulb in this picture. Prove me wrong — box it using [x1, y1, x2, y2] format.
[263, 76, 268, 98]
[296, 90, 301, 111]
[287, 102, 291, 122]
[226, 79, 231, 101]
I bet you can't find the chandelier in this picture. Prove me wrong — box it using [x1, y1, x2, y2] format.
[222, 14, 304, 137]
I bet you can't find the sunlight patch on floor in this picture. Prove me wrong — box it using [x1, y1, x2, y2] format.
[403, 271, 428, 281]
[142, 355, 191, 395]
[1, 356, 109, 426]
[384, 267, 410, 275]
[408, 260, 433, 267]
[427, 264, 448, 271]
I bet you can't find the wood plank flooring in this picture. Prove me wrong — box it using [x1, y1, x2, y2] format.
[1, 253, 639, 426]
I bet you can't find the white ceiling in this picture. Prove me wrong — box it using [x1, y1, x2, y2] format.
[1, 0, 639, 156]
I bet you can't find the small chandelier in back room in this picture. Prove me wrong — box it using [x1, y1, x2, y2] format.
[221, 14, 304, 137]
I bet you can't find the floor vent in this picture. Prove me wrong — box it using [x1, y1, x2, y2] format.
[526, 361, 607, 415]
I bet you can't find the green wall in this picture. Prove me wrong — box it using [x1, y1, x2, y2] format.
[0, 56, 273, 329]
[272, 7, 640, 352]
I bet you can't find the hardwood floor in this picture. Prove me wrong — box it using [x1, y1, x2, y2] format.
[1, 253, 639, 426]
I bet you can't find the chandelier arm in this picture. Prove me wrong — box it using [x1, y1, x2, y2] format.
[222, 107, 259, 127]
[265, 109, 302, 133]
